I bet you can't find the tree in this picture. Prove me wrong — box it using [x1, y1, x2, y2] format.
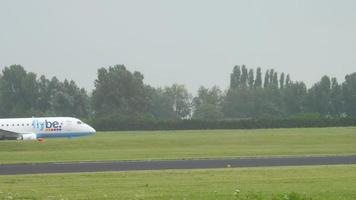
[305, 76, 332, 115]
[342, 73, 356, 116]
[264, 70, 270, 88]
[0, 65, 90, 118]
[165, 84, 192, 119]
[92, 65, 147, 118]
[254, 67, 262, 88]
[253, 87, 282, 117]
[192, 86, 223, 120]
[286, 74, 291, 86]
[193, 86, 222, 107]
[282, 81, 307, 115]
[240, 65, 248, 88]
[51, 80, 90, 118]
[193, 104, 224, 120]
[248, 69, 254, 88]
[144, 86, 177, 120]
[222, 88, 255, 118]
[0, 65, 39, 117]
[37, 75, 52, 114]
[272, 72, 278, 89]
[280, 73, 285, 89]
[330, 78, 343, 116]
[230, 65, 241, 89]
[269, 69, 275, 85]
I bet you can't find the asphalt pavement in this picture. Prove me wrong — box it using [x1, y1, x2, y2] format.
[1, 155, 356, 175]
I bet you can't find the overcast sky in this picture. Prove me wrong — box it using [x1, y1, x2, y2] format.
[1, 0, 355, 93]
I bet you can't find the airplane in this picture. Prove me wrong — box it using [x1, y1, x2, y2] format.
[0, 117, 96, 141]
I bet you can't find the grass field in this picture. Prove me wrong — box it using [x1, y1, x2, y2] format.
[0, 127, 355, 164]
[0, 165, 355, 200]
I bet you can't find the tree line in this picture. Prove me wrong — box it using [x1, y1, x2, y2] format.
[0, 65, 89, 118]
[0, 64, 355, 127]
[222, 65, 356, 119]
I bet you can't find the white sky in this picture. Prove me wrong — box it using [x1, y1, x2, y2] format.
[1, 0, 356, 93]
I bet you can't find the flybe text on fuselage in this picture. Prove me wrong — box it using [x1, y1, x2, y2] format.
[32, 120, 62, 132]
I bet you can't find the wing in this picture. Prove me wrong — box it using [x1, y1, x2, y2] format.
[0, 129, 21, 140]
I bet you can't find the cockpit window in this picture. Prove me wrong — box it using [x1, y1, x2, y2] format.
[77, 121, 83, 125]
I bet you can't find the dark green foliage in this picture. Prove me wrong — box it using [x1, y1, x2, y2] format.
[193, 104, 224, 120]
[192, 86, 223, 120]
[223, 66, 304, 119]
[51, 79, 89, 117]
[230, 65, 241, 89]
[0, 65, 89, 118]
[1, 63, 356, 130]
[164, 84, 192, 119]
[282, 81, 307, 116]
[91, 65, 191, 121]
[279, 73, 285, 89]
[305, 76, 332, 115]
[92, 65, 148, 118]
[255, 67, 262, 88]
[222, 65, 356, 120]
[193, 86, 222, 107]
[269, 69, 274, 87]
[264, 70, 270, 88]
[330, 78, 343, 115]
[145, 86, 177, 120]
[91, 116, 356, 131]
[342, 73, 356, 116]
[272, 72, 278, 88]
[223, 88, 256, 118]
[241, 65, 248, 88]
[286, 74, 291, 86]
[0, 65, 39, 117]
[248, 69, 255, 88]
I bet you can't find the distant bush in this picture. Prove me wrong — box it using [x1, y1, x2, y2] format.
[91, 116, 356, 131]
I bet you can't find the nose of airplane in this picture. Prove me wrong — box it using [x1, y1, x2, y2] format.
[87, 124, 96, 134]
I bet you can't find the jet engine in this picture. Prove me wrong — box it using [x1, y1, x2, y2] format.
[19, 133, 37, 140]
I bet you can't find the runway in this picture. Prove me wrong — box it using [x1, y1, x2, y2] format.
[1, 155, 356, 175]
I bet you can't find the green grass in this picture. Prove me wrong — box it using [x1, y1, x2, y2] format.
[0, 127, 355, 164]
[1, 165, 356, 199]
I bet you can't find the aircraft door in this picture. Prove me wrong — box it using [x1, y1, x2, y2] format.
[62, 120, 74, 132]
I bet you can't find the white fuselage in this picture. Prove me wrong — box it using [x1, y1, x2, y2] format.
[0, 117, 96, 140]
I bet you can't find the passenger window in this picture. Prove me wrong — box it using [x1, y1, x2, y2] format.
[77, 121, 82, 125]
